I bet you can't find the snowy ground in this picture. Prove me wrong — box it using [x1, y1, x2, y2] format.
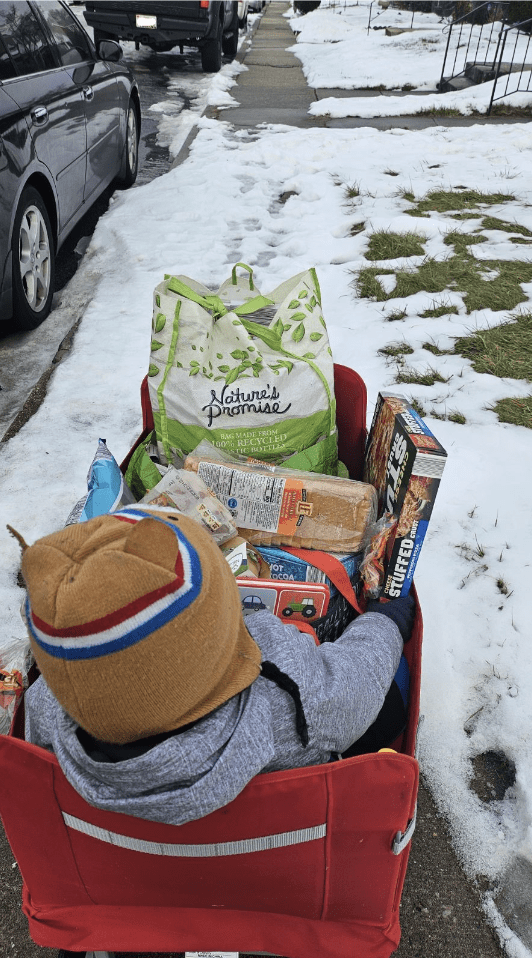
[287, 0, 532, 117]
[2, 5, 532, 956]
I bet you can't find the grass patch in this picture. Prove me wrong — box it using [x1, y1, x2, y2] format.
[356, 269, 394, 299]
[417, 106, 461, 117]
[409, 397, 426, 417]
[395, 366, 450, 386]
[483, 104, 532, 117]
[365, 230, 426, 261]
[379, 341, 414, 357]
[344, 182, 361, 200]
[423, 341, 450, 356]
[448, 410, 467, 424]
[510, 237, 532, 245]
[454, 311, 532, 380]
[354, 244, 532, 314]
[443, 230, 487, 255]
[385, 307, 408, 322]
[396, 189, 416, 203]
[450, 212, 481, 221]
[480, 216, 532, 237]
[420, 300, 460, 318]
[350, 221, 365, 235]
[490, 395, 532, 429]
[404, 189, 516, 216]
[384, 169, 400, 176]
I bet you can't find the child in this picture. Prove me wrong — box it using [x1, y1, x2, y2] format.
[17, 504, 415, 826]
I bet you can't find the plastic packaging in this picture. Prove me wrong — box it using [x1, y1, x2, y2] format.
[66, 439, 136, 525]
[140, 466, 237, 545]
[184, 441, 377, 553]
[0, 635, 33, 735]
[221, 536, 271, 578]
[359, 512, 398, 599]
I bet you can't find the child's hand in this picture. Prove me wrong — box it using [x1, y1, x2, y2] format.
[366, 593, 416, 643]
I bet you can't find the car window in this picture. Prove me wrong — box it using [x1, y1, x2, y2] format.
[37, 1, 92, 66]
[0, 34, 16, 80]
[0, 1, 55, 76]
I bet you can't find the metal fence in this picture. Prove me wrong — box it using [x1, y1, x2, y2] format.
[438, 2, 532, 112]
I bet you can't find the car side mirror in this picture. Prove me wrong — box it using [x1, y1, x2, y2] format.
[97, 39, 123, 62]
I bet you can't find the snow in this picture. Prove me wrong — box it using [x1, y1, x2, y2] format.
[2, 3, 532, 953]
[287, 0, 532, 115]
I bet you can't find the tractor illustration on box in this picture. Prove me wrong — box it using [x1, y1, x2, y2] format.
[281, 596, 317, 620]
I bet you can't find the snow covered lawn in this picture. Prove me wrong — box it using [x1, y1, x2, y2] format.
[287, 0, 532, 118]
[2, 6, 532, 954]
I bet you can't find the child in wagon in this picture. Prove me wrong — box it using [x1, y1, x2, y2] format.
[14, 505, 414, 825]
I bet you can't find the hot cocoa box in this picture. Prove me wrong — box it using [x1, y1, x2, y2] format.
[364, 393, 447, 598]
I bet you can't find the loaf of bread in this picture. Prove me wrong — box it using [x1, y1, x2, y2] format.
[184, 454, 377, 553]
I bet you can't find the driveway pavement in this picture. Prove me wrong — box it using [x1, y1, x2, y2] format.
[0, 4, 512, 957]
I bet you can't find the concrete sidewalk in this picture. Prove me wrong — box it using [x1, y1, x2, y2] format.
[213, 0, 527, 131]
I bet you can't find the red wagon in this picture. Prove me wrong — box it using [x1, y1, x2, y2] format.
[0, 364, 422, 958]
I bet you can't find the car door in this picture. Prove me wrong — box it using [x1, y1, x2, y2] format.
[0, 1, 87, 232]
[36, 0, 121, 204]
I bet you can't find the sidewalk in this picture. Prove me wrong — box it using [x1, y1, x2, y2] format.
[214, 0, 527, 131]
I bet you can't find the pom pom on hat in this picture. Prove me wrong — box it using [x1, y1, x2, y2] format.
[21, 506, 261, 744]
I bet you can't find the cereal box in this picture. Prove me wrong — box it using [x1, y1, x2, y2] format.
[364, 393, 447, 598]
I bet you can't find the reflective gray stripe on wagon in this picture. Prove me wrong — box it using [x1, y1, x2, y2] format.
[62, 813, 327, 856]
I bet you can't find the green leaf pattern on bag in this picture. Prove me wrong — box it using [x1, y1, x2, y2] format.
[147, 266, 337, 471]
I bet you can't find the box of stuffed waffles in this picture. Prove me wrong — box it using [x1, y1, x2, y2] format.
[364, 393, 447, 598]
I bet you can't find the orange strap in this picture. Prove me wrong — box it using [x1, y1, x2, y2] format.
[282, 547, 366, 616]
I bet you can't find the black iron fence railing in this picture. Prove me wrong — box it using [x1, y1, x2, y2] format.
[438, 2, 532, 114]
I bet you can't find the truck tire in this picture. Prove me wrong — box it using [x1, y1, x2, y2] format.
[201, 15, 223, 72]
[222, 7, 239, 58]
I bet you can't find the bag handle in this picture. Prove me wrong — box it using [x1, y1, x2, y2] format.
[166, 277, 228, 320]
[232, 262, 255, 290]
[166, 274, 274, 320]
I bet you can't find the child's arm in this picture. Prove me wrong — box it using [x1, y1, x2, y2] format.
[249, 596, 414, 765]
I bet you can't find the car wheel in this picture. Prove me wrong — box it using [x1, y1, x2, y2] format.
[303, 606, 316, 618]
[12, 186, 55, 331]
[201, 15, 223, 72]
[282, 608, 293, 617]
[116, 100, 139, 188]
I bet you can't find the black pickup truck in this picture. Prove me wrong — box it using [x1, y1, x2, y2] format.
[83, 1, 240, 72]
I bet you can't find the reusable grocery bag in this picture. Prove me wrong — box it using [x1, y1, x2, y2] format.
[147, 264, 338, 475]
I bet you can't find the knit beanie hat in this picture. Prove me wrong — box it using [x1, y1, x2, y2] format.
[20, 506, 262, 744]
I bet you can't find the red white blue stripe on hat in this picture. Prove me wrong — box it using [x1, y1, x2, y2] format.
[25, 507, 202, 660]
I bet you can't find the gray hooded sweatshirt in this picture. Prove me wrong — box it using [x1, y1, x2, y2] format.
[25, 609, 402, 825]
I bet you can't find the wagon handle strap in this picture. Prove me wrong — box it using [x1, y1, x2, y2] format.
[392, 803, 417, 855]
[281, 548, 366, 616]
